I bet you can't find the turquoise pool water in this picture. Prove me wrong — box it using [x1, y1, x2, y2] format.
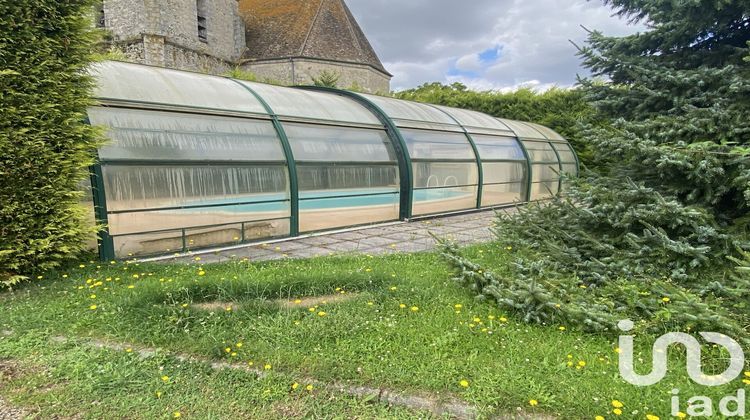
[184, 188, 471, 213]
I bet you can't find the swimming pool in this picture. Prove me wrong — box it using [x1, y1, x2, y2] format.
[182, 188, 472, 213]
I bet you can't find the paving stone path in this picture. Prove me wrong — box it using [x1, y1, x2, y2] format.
[154, 208, 512, 264]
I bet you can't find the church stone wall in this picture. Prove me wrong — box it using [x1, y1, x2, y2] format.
[243, 59, 391, 94]
[103, 0, 245, 74]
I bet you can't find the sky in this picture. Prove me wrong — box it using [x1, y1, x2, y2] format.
[346, 0, 645, 92]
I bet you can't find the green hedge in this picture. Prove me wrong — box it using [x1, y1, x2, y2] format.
[0, 0, 101, 286]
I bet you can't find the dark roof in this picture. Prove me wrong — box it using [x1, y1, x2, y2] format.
[239, 0, 391, 76]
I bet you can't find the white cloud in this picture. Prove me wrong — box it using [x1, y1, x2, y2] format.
[347, 0, 645, 91]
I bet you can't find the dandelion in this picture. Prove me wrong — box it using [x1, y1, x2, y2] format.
[578, 360, 586, 367]
[247, 361, 254, 367]
[473, 317, 481, 323]
[225, 347, 232, 353]
[161, 375, 170, 382]
[529, 399, 538, 407]
[662, 297, 670, 303]
[125, 348, 133, 353]
[676, 412, 687, 419]
[79, 264, 86, 268]
[236, 342, 243, 348]
[646, 415, 660, 420]
[410, 306, 419, 312]
[309, 307, 316, 312]
[90, 294, 97, 299]
[454, 304, 463, 309]
[318, 311, 327, 317]
[390, 286, 397, 291]
[264, 364, 272, 370]
[127, 285, 135, 289]
[198, 270, 205, 276]
[399, 303, 406, 309]
[225, 306, 232, 312]
[611, 400, 623, 408]
[294, 299, 302, 304]
[231, 352, 237, 357]
[459, 379, 469, 388]
[194, 257, 201, 261]
[155, 391, 162, 398]
[612, 408, 622, 415]
[173, 412, 181, 418]
[558, 326, 566, 331]
[182, 303, 189, 308]
[488, 315, 495, 320]
[292, 382, 299, 390]
[306, 384, 314, 391]
[367, 302, 374, 306]
[89, 304, 98, 310]
[595, 416, 604, 420]
[499, 317, 508, 322]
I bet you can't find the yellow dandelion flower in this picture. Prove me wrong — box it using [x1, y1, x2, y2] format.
[194, 257, 201, 261]
[125, 348, 133, 353]
[367, 302, 374, 306]
[198, 270, 205, 276]
[558, 326, 566, 331]
[578, 360, 586, 367]
[247, 361, 254, 366]
[292, 382, 299, 390]
[595, 416, 605, 420]
[155, 391, 162, 398]
[410, 306, 419, 312]
[225, 347, 232, 353]
[612, 408, 622, 416]
[173, 412, 181, 418]
[459, 379, 469, 388]
[225, 306, 232, 312]
[499, 317, 508, 322]
[181, 303, 189, 308]
[317, 311, 327, 317]
[614, 347, 622, 354]
[529, 399, 538, 407]
[488, 315, 495, 320]
[473, 317, 481, 323]
[399, 303, 406, 309]
[89, 305, 98, 310]
[161, 375, 170, 382]
[90, 294, 96, 299]
[127, 285, 135, 289]
[390, 286, 397, 291]
[236, 342, 243, 348]
[744, 371, 749, 377]
[365, 268, 372, 272]
[294, 299, 302, 304]
[676, 412, 687, 419]
[264, 364, 272, 370]
[646, 415, 660, 420]
[306, 384, 314, 391]
[611, 400, 623, 408]
[308, 307, 316, 312]
[662, 297, 670, 303]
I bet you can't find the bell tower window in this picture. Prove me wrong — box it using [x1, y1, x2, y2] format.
[197, 0, 208, 42]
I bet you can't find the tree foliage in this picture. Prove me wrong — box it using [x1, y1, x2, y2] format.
[441, 0, 750, 335]
[0, 0, 101, 286]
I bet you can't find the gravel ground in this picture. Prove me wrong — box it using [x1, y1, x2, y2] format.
[0, 397, 23, 420]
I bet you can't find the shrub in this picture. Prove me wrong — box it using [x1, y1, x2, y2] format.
[0, 0, 101, 287]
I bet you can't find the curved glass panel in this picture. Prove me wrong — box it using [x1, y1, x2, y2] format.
[498, 118, 546, 139]
[528, 122, 565, 140]
[471, 135, 526, 161]
[89, 108, 284, 162]
[482, 162, 526, 184]
[360, 94, 457, 126]
[297, 166, 399, 191]
[434, 105, 513, 133]
[283, 124, 396, 162]
[482, 183, 525, 207]
[91, 61, 268, 114]
[239, 82, 380, 125]
[413, 162, 478, 188]
[401, 129, 475, 160]
[523, 140, 559, 163]
[552, 142, 577, 165]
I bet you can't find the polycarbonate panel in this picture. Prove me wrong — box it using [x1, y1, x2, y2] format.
[112, 218, 290, 258]
[239, 81, 380, 125]
[413, 162, 478, 188]
[528, 123, 565, 140]
[532, 163, 561, 182]
[523, 141, 560, 163]
[297, 165, 399, 191]
[482, 162, 526, 184]
[102, 165, 289, 212]
[300, 193, 399, 232]
[499, 119, 546, 139]
[471, 135, 526, 160]
[283, 124, 396, 162]
[552, 142, 577, 163]
[401, 129, 475, 160]
[531, 180, 559, 199]
[360, 94, 458, 126]
[561, 163, 578, 175]
[89, 108, 284, 162]
[91, 61, 268, 114]
[412, 186, 478, 216]
[481, 183, 525, 207]
[433, 105, 513, 132]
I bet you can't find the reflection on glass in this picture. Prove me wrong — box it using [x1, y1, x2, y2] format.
[412, 162, 478, 188]
[412, 186, 478, 215]
[401, 129, 475, 160]
[284, 124, 396, 162]
[482, 183, 525, 207]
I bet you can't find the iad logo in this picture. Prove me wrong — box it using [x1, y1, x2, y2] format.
[617, 319, 748, 417]
[617, 319, 745, 386]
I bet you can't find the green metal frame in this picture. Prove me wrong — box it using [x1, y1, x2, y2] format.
[425, 105, 484, 209]
[89, 162, 116, 261]
[297, 86, 414, 219]
[497, 129, 533, 202]
[229, 79, 300, 236]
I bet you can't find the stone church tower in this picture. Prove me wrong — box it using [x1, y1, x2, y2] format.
[97, 0, 391, 93]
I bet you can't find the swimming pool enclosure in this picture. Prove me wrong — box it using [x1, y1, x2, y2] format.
[86, 61, 579, 260]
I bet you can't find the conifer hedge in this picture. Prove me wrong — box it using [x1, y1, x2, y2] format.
[0, 0, 100, 286]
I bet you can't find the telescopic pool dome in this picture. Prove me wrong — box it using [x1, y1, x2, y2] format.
[86, 61, 578, 260]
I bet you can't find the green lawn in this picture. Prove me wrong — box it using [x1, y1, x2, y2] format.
[1, 244, 748, 419]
